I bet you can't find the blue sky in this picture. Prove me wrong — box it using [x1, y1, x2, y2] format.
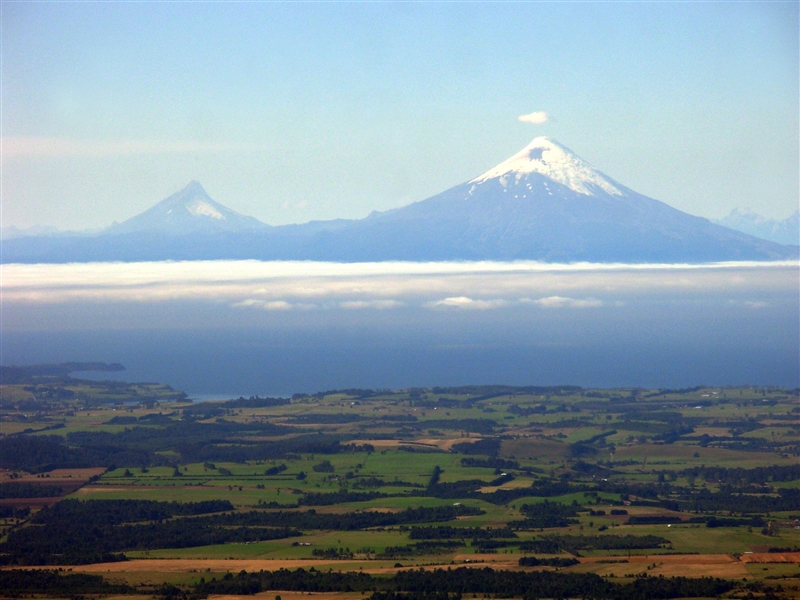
[3, 2, 798, 229]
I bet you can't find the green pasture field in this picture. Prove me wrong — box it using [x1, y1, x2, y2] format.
[744, 426, 799, 440]
[73, 483, 296, 506]
[744, 563, 800, 578]
[129, 530, 412, 560]
[612, 443, 796, 468]
[2, 379, 799, 596]
[0, 421, 56, 435]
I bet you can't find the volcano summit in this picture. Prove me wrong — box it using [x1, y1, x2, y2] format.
[3, 137, 796, 263]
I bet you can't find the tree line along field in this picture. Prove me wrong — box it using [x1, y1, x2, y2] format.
[0, 368, 799, 599]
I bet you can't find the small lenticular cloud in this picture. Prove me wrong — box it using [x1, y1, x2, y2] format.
[432, 297, 509, 310]
[518, 111, 549, 125]
[233, 299, 292, 310]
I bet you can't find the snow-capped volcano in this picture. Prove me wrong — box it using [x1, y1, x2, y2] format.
[320, 136, 796, 262]
[470, 136, 623, 197]
[108, 181, 268, 235]
[2, 137, 796, 263]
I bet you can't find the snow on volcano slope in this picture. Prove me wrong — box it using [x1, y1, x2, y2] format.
[109, 181, 268, 235]
[470, 137, 623, 197]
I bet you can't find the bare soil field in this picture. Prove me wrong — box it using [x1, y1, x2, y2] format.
[20, 559, 393, 574]
[0, 467, 105, 483]
[740, 552, 800, 563]
[210, 592, 364, 600]
[0, 467, 106, 508]
[11, 552, 773, 580]
[0, 497, 60, 509]
[350, 438, 461, 450]
[577, 553, 750, 579]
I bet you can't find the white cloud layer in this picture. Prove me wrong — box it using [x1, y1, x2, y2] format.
[340, 300, 404, 310]
[431, 297, 509, 310]
[2, 260, 795, 311]
[517, 111, 549, 125]
[528, 296, 603, 308]
[233, 299, 293, 310]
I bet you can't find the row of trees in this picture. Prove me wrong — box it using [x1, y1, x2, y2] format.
[190, 566, 735, 600]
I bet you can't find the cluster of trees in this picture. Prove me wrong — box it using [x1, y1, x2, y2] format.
[676, 487, 800, 513]
[180, 436, 377, 464]
[352, 476, 423, 489]
[0, 569, 133, 597]
[380, 541, 464, 557]
[0, 434, 164, 473]
[627, 516, 677, 525]
[518, 556, 579, 567]
[369, 590, 461, 600]
[526, 535, 670, 553]
[107, 412, 178, 425]
[459, 457, 519, 470]
[450, 437, 501, 456]
[423, 479, 484, 498]
[0, 418, 389, 473]
[298, 490, 387, 506]
[677, 466, 800, 491]
[0, 482, 64, 498]
[699, 516, 766, 528]
[200, 505, 483, 531]
[510, 501, 581, 529]
[0, 497, 490, 565]
[408, 526, 515, 540]
[507, 404, 547, 416]
[32, 499, 233, 524]
[0, 499, 299, 565]
[226, 396, 291, 409]
[311, 547, 353, 559]
[472, 534, 669, 554]
[265, 463, 287, 475]
[190, 567, 734, 600]
[178, 397, 288, 420]
[0, 506, 30, 519]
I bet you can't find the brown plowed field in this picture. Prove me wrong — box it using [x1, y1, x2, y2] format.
[739, 552, 800, 563]
[211, 593, 363, 600]
[8, 551, 782, 580]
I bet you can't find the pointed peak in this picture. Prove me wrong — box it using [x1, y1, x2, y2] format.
[524, 136, 559, 148]
[181, 180, 208, 195]
[110, 182, 268, 234]
[471, 137, 623, 197]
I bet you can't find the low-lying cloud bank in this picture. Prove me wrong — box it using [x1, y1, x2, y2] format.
[3, 260, 796, 311]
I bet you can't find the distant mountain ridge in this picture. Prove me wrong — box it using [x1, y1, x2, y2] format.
[713, 208, 799, 246]
[3, 137, 797, 263]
